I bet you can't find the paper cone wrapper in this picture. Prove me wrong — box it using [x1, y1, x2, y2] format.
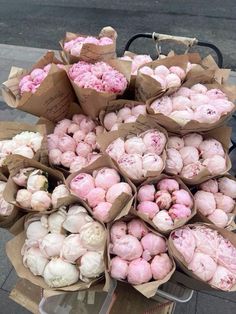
[147, 78, 236, 134]
[66, 155, 136, 223]
[67, 59, 132, 119]
[0, 171, 23, 229]
[106, 215, 176, 298]
[6, 231, 102, 294]
[135, 54, 189, 101]
[59, 26, 117, 64]
[135, 174, 196, 234]
[168, 223, 236, 291]
[193, 174, 236, 231]
[97, 115, 168, 185]
[3, 155, 66, 213]
[1, 51, 76, 122]
[165, 126, 232, 185]
[99, 98, 146, 129]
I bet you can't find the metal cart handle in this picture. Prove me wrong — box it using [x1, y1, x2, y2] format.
[124, 32, 223, 67]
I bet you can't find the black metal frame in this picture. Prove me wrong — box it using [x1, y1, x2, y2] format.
[124, 33, 223, 68]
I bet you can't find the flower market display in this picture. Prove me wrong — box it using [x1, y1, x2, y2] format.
[1, 25, 236, 310]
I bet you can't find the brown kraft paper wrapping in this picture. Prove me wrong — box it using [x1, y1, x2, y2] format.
[166, 126, 232, 185]
[99, 99, 146, 129]
[66, 155, 136, 223]
[106, 215, 176, 298]
[135, 54, 189, 102]
[168, 223, 236, 291]
[59, 26, 117, 64]
[67, 59, 132, 119]
[193, 174, 236, 231]
[147, 73, 236, 134]
[0, 171, 22, 230]
[97, 115, 168, 185]
[0, 121, 49, 169]
[3, 155, 66, 213]
[134, 174, 196, 235]
[1, 51, 76, 122]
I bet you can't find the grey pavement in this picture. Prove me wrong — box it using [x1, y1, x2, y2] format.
[0, 0, 236, 69]
[0, 43, 236, 314]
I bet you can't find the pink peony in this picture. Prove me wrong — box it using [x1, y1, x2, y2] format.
[152, 210, 174, 231]
[151, 254, 173, 280]
[60, 151, 76, 168]
[141, 130, 166, 155]
[194, 191, 216, 216]
[217, 238, 236, 272]
[199, 139, 225, 159]
[214, 193, 235, 213]
[67, 123, 81, 134]
[203, 155, 226, 175]
[165, 148, 183, 175]
[47, 134, 59, 150]
[183, 133, 203, 149]
[180, 162, 205, 179]
[112, 235, 143, 261]
[106, 138, 125, 160]
[142, 153, 164, 175]
[117, 107, 132, 121]
[174, 87, 193, 98]
[93, 202, 112, 222]
[80, 118, 96, 134]
[172, 189, 193, 207]
[210, 266, 236, 291]
[131, 104, 146, 117]
[127, 258, 152, 285]
[200, 179, 218, 194]
[155, 190, 172, 210]
[69, 156, 87, 173]
[208, 209, 229, 228]
[127, 219, 149, 239]
[58, 134, 76, 153]
[94, 167, 120, 190]
[137, 201, 159, 219]
[70, 173, 95, 200]
[150, 96, 173, 115]
[194, 104, 221, 123]
[169, 204, 191, 220]
[117, 153, 143, 180]
[110, 221, 127, 243]
[167, 136, 184, 150]
[157, 179, 179, 193]
[75, 142, 92, 157]
[106, 182, 132, 203]
[141, 233, 166, 257]
[124, 137, 146, 155]
[169, 109, 194, 125]
[191, 84, 208, 94]
[192, 226, 220, 257]
[218, 177, 236, 198]
[72, 113, 86, 124]
[172, 96, 192, 111]
[73, 130, 86, 142]
[165, 73, 181, 88]
[206, 88, 227, 100]
[86, 187, 106, 207]
[179, 146, 199, 166]
[104, 112, 118, 130]
[213, 99, 234, 115]
[54, 119, 72, 136]
[169, 66, 185, 79]
[110, 256, 128, 280]
[188, 252, 217, 282]
[171, 227, 196, 263]
[137, 185, 155, 202]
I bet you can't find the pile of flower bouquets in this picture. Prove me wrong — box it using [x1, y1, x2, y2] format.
[1, 26, 236, 298]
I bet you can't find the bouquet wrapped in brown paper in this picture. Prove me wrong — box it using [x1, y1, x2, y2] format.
[135, 54, 189, 101]
[59, 26, 117, 64]
[97, 115, 168, 185]
[99, 99, 147, 131]
[1, 51, 75, 122]
[0, 121, 48, 170]
[66, 58, 132, 119]
[147, 77, 236, 134]
[168, 223, 236, 292]
[135, 174, 196, 234]
[6, 205, 107, 295]
[164, 126, 232, 185]
[0, 171, 22, 229]
[193, 174, 236, 230]
[105, 215, 175, 298]
[3, 155, 67, 213]
[66, 155, 136, 223]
